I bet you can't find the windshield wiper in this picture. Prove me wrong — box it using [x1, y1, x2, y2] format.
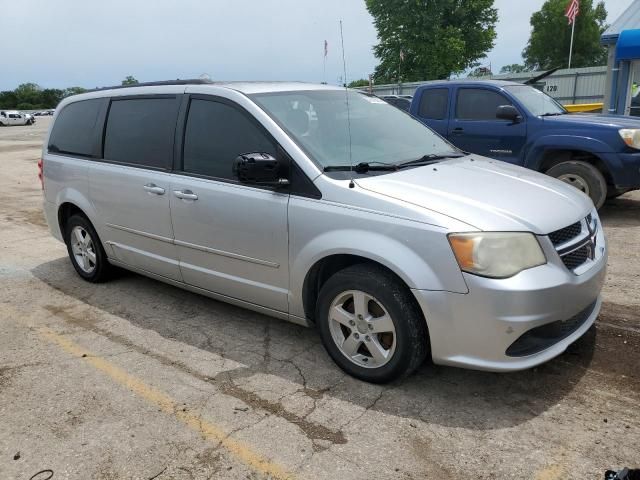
[323, 162, 398, 173]
[396, 152, 467, 168]
[540, 112, 566, 116]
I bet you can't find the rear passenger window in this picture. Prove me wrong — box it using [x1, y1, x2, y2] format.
[418, 89, 448, 119]
[104, 98, 179, 169]
[48, 99, 102, 157]
[455, 89, 512, 121]
[183, 99, 275, 180]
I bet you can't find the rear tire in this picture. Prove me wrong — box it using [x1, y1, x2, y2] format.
[315, 263, 429, 383]
[546, 161, 607, 209]
[64, 214, 113, 283]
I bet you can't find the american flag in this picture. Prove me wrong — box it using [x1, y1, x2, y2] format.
[565, 0, 579, 25]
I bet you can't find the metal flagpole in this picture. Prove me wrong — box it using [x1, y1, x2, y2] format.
[323, 40, 327, 84]
[568, 18, 575, 69]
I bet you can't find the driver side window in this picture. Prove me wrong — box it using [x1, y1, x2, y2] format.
[182, 99, 276, 180]
[455, 89, 513, 121]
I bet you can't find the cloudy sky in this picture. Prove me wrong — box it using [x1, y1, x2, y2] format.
[0, 0, 633, 90]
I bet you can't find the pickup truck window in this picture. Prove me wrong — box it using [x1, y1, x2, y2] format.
[504, 85, 566, 117]
[455, 89, 512, 121]
[418, 89, 448, 120]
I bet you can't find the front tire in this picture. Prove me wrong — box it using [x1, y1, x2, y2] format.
[546, 161, 607, 209]
[316, 264, 428, 383]
[64, 214, 112, 282]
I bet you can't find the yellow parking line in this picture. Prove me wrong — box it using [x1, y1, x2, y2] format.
[39, 326, 295, 480]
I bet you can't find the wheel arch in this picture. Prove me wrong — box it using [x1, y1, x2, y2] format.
[524, 136, 616, 187]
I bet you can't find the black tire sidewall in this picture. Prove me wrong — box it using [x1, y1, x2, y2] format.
[547, 161, 607, 209]
[316, 265, 428, 383]
[64, 214, 110, 282]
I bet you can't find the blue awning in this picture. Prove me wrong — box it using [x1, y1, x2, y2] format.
[616, 29, 640, 61]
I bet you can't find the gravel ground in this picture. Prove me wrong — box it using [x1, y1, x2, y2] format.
[0, 117, 638, 480]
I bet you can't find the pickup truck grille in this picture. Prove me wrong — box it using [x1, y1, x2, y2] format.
[548, 215, 598, 273]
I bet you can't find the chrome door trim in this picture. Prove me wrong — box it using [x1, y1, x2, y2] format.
[174, 239, 280, 268]
[107, 257, 307, 326]
[106, 223, 280, 268]
[105, 223, 174, 244]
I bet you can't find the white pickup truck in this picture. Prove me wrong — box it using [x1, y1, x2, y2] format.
[0, 110, 35, 126]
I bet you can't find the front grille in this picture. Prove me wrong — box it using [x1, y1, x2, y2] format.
[505, 301, 597, 357]
[547, 214, 598, 273]
[548, 221, 582, 246]
[561, 245, 590, 270]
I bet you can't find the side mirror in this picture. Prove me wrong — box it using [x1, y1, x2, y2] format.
[233, 152, 289, 186]
[496, 105, 521, 122]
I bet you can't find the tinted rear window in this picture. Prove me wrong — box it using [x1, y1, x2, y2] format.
[418, 88, 448, 119]
[104, 97, 179, 169]
[48, 99, 102, 156]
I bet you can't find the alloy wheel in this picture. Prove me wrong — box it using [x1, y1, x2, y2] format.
[328, 290, 397, 368]
[70, 226, 97, 274]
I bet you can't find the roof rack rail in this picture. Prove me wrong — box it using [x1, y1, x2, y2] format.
[89, 78, 214, 92]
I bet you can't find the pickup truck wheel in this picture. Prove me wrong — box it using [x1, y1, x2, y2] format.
[316, 264, 428, 383]
[546, 161, 607, 209]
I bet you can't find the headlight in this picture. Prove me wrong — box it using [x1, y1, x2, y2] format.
[619, 129, 640, 149]
[448, 232, 546, 279]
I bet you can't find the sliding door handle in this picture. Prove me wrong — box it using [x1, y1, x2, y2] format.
[143, 183, 165, 195]
[173, 189, 198, 201]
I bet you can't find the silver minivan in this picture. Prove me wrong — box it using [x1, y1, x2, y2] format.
[41, 80, 607, 383]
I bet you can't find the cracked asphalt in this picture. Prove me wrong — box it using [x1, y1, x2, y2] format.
[1, 118, 639, 479]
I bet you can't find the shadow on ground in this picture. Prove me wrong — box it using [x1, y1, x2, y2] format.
[599, 192, 640, 228]
[32, 257, 600, 433]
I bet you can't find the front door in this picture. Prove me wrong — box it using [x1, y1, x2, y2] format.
[90, 95, 182, 281]
[448, 87, 527, 165]
[170, 96, 290, 312]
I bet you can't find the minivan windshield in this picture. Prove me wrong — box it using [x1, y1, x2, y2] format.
[251, 90, 457, 169]
[504, 85, 567, 117]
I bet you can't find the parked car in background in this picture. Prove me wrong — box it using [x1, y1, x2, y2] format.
[42, 80, 606, 383]
[0, 110, 34, 126]
[410, 80, 640, 208]
[382, 95, 411, 112]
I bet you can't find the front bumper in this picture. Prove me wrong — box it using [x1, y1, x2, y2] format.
[602, 151, 640, 188]
[412, 227, 607, 372]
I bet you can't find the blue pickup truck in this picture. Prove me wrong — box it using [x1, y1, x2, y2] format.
[409, 80, 640, 208]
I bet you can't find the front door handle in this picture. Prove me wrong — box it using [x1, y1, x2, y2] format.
[143, 183, 165, 195]
[451, 127, 464, 135]
[173, 189, 198, 201]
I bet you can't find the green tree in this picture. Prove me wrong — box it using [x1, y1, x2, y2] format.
[63, 87, 88, 98]
[0, 91, 18, 109]
[365, 0, 498, 83]
[40, 89, 65, 108]
[347, 79, 370, 88]
[121, 75, 139, 86]
[523, 0, 608, 70]
[500, 64, 528, 74]
[14, 83, 42, 106]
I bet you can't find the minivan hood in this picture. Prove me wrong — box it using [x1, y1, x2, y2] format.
[355, 156, 592, 233]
